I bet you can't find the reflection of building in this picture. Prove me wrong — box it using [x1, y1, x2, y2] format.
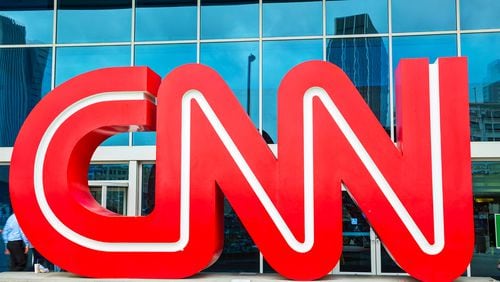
[88, 164, 129, 180]
[0, 15, 25, 44]
[470, 60, 500, 141]
[470, 103, 500, 141]
[326, 14, 389, 130]
[483, 60, 500, 103]
[0, 15, 48, 146]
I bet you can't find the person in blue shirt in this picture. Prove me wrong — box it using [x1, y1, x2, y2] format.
[2, 214, 30, 271]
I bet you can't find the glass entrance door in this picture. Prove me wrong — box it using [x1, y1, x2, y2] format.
[333, 191, 376, 274]
[377, 243, 405, 274]
[333, 190, 407, 276]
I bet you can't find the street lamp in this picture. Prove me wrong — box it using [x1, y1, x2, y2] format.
[247, 53, 256, 116]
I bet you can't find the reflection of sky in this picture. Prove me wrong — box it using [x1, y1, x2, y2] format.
[55, 46, 131, 145]
[202, 3, 258, 39]
[201, 42, 259, 125]
[264, 1, 322, 37]
[460, 0, 500, 30]
[263, 40, 323, 141]
[136, 6, 196, 41]
[133, 44, 196, 145]
[462, 33, 500, 102]
[42, 50, 52, 96]
[326, 0, 387, 34]
[392, 0, 456, 32]
[0, 11, 53, 44]
[135, 44, 196, 77]
[392, 35, 457, 74]
[56, 46, 131, 85]
[58, 9, 131, 43]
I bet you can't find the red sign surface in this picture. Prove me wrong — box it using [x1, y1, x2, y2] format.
[10, 58, 473, 281]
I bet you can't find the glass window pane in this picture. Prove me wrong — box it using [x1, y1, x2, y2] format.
[56, 46, 131, 146]
[201, 42, 259, 126]
[327, 37, 390, 132]
[392, 35, 457, 141]
[142, 166, 259, 272]
[88, 164, 129, 181]
[57, 0, 131, 43]
[340, 191, 372, 272]
[106, 187, 127, 215]
[263, 40, 322, 142]
[462, 33, 500, 141]
[141, 164, 155, 215]
[55, 45, 131, 85]
[0, 165, 12, 272]
[392, 0, 456, 32]
[326, 0, 388, 35]
[136, 0, 196, 41]
[392, 35, 457, 73]
[263, 0, 322, 37]
[0, 1, 53, 44]
[201, 1, 258, 39]
[89, 186, 102, 204]
[134, 44, 196, 145]
[0, 47, 52, 147]
[460, 0, 500, 30]
[471, 162, 500, 278]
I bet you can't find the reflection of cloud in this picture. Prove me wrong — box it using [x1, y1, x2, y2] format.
[392, 0, 455, 32]
[200, 42, 259, 124]
[202, 4, 258, 38]
[56, 46, 129, 85]
[264, 2, 322, 36]
[136, 7, 196, 41]
[58, 9, 130, 42]
[460, 1, 500, 30]
[201, 43, 259, 95]
[263, 41, 322, 89]
[262, 40, 322, 140]
[463, 35, 500, 84]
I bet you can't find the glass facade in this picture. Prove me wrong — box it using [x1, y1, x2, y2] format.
[2, 0, 499, 145]
[463, 33, 500, 141]
[201, 0, 258, 39]
[201, 41, 260, 126]
[263, 39, 322, 141]
[136, 0, 197, 41]
[0, 1, 53, 44]
[0, 0, 500, 278]
[57, 0, 132, 43]
[472, 162, 500, 278]
[392, 0, 456, 32]
[326, 0, 387, 35]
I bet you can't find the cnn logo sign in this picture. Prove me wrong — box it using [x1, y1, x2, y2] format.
[10, 58, 473, 281]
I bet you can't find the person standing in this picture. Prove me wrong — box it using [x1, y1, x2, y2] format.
[3, 213, 29, 271]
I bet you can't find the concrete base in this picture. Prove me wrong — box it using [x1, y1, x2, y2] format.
[0, 272, 496, 282]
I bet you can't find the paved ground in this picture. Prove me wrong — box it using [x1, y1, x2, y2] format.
[0, 272, 497, 282]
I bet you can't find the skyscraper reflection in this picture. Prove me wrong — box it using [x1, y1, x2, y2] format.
[0, 15, 49, 146]
[327, 13, 389, 133]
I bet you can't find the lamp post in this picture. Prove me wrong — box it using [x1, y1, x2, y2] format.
[247, 53, 256, 116]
